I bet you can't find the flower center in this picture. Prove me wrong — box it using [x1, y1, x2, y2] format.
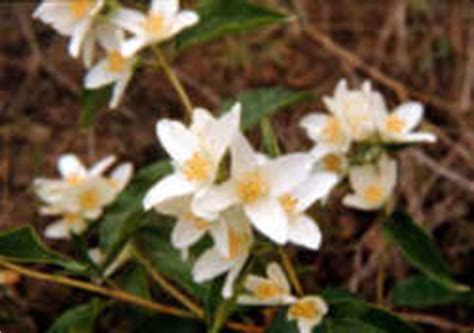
[322, 118, 343, 143]
[143, 13, 165, 36]
[107, 51, 128, 73]
[279, 194, 298, 216]
[79, 188, 100, 210]
[363, 185, 384, 204]
[182, 152, 211, 182]
[385, 115, 405, 134]
[69, 0, 93, 19]
[236, 170, 269, 204]
[254, 281, 282, 300]
[183, 212, 210, 230]
[64, 213, 80, 225]
[289, 300, 318, 320]
[322, 154, 342, 172]
[342, 94, 372, 139]
[66, 173, 85, 185]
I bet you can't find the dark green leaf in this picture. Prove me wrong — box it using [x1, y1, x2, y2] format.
[133, 226, 209, 301]
[48, 299, 105, 333]
[176, 0, 287, 49]
[119, 263, 151, 299]
[0, 226, 86, 273]
[391, 275, 474, 308]
[99, 161, 172, 260]
[223, 87, 313, 130]
[383, 211, 469, 292]
[79, 86, 112, 128]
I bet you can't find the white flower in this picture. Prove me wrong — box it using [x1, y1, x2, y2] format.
[323, 79, 387, 141]
[84, 24, 135, 109]
[35, 154, 133, 239]
[192, 208, 253, 298]
[193, 134, 313, 245]
[300, 113, 351, 153]
[310, 145, 348, 178]
[0, 270, 21, 285]
[88, 243, 132, 278]
[112, 0, 199, 57]
[278, 172, 338, 250]
[377, 101, 436, 144]
[143, 104, 241, 211]
[287, 296, 328, 333]
[33, 0, 105, 58]
[343, 154, 397, 211]
[238, 262, 296, 306]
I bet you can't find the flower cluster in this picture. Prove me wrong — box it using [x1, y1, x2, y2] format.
[34, 154, 133, 239]
[34, 0, 199, 108]
[239, 262, 328, 333]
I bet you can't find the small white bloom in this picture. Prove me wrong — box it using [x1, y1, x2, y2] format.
[35, 154, 133, 239]
[323, 79, 387, 141]
[300, 113, 351, 153]
[377, 101, 437, 144]
[143, 104, 241, 211]
[193, 134, 313, 245]
[192, 208, 253, 298]
[287, 296, 328, 333]
[84, 24, 135, 109]
[238, 262, 296, 306]
[33, 0, 105, 58]
[310, 145, 348, 178]
[112, 0, 199, 57]
[343, 154, 397, 211]
[278, 172, 338, 250]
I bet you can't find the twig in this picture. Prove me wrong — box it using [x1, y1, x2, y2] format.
[399, 312, 474, 331]
[279, 247, 304, 296]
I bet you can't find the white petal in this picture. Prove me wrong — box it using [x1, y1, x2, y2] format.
[231, 134, 259, 176]
[151, 0, 179, 18]
[342, 194, 380, 211]
[222, 256, 247, 298]
[348, 164, 377, 194]
[90, 155, 116, 176]
[170, 10, 199, 35]
[265, 153, 313, 195]
[58, 154, 87, 179]
[293, 172, 338, 211]
[267, 262, 291, 293]
[243, 274, 268, 292]
[245, 198, 288, 244]
[109, 71, 133, 109]
[157, 119, 200, 164]
[68, 19, 92, 58]
[110, 162, 134, 192]
[111, 8, 145, 35]
[299, 113, 331, 143]
[171, 219, 207, 249]
[44, 220, 70, 239]
[121, 36, 147, 57]
[143, 173, 196, 210]
[83, 208, 103, 220]
[190, 108, 215, 134]
[402, 132, 437, 143]
[96, 23, 124, 51]
[192, 181, 238, 219]
[379, 154, 397, 194]
[84, 59, 119, 89]
[192, 249, 233, 283]
[154, 195, 191, 216]
[288, 214, 322, 250]
[209, 218, 230, 258]
[81, 33, 96, 68]
[88, 248, 104, 265]
[393, 102, 423, 132]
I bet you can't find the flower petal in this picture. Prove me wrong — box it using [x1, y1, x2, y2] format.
[222, 255, 247, 298]
[84, 59, 119, 89]
[58, 154, 87, 179]
[110, 71, 133, 108]
[288, 214, 322, 250]
[171, 218, 207, 250]
[111, 8, 145, 35]
[245, 198, 288, 244]
[170, 10, 199, 35]
[192, 181, 238, 219]
[392, 102, 423, 132]
[121, 36, 147, 57]
[151, 0, 179, 18]
[231, 134, 259, 176]
[90, 155, 116, 176]
[110, 162, 134, 192]
[267, 262, 291, 293]
[299, 113, 331, 143]
[68, 19, 92, 58]
[342, 194, 380, 211]
[143, 173, 196, 210]
[265, 153, 313, 195]
[157, 119, 200, 164]
[44, 220, 70, 239]
[192, 249, 233, 283]
[293, 172, 338, 211]
[402, 132, 437, 143]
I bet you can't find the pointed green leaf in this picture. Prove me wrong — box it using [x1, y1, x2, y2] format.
[223, 87, 313, 130]
[0, 226, 86, 273]
[119, 263, 151, 299]
[79, 86, 112, 128]
[176, 0, 287, 49]
[99, 161, 172, 259]
[48, 299, 105, 333]
[391, 275, 474, 308]
[383, 211, 469, 292]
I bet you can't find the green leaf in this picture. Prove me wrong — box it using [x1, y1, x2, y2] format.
[119, 263, 151, 299]
[0, 226, 86, 273]
[383, 211, 469, 292]
[48, 299, 105, 333]
[133, 226, 209, 301]
[79, 86, 112, 128]
[176, 0, 287, 49]
[223, 87, 313, 130]
[391, 275, 474, 308]
[99, 161, 172, 259]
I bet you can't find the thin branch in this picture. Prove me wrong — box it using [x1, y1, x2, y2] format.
[399, 311, 474, 331]
[279, 248, 304, 296]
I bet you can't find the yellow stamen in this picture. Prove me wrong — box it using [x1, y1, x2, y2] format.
[363, 185, 384, 204]
[385, 115, 405, 134]
[66, 173, 84, 185]
[279, 194, 298, 216]
[236, 170, 269, 204]
[64, 213, 80, 225]
[322, 118, 343, 143]
[288, 299, 318, 320]
[79, 189, 99, 210]
[322, 154, 342, 172]
[107, 51, 128, 73]
[69, 0, 93, 19]
[106, 178, 121, 189]
[254, 281, 282, 300]
[182, 152, 211, 182]
[143, 13, 165, 36]
[183, 212, 210, 230]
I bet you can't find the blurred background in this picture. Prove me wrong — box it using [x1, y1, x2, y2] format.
[0, 0, 473, 332]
